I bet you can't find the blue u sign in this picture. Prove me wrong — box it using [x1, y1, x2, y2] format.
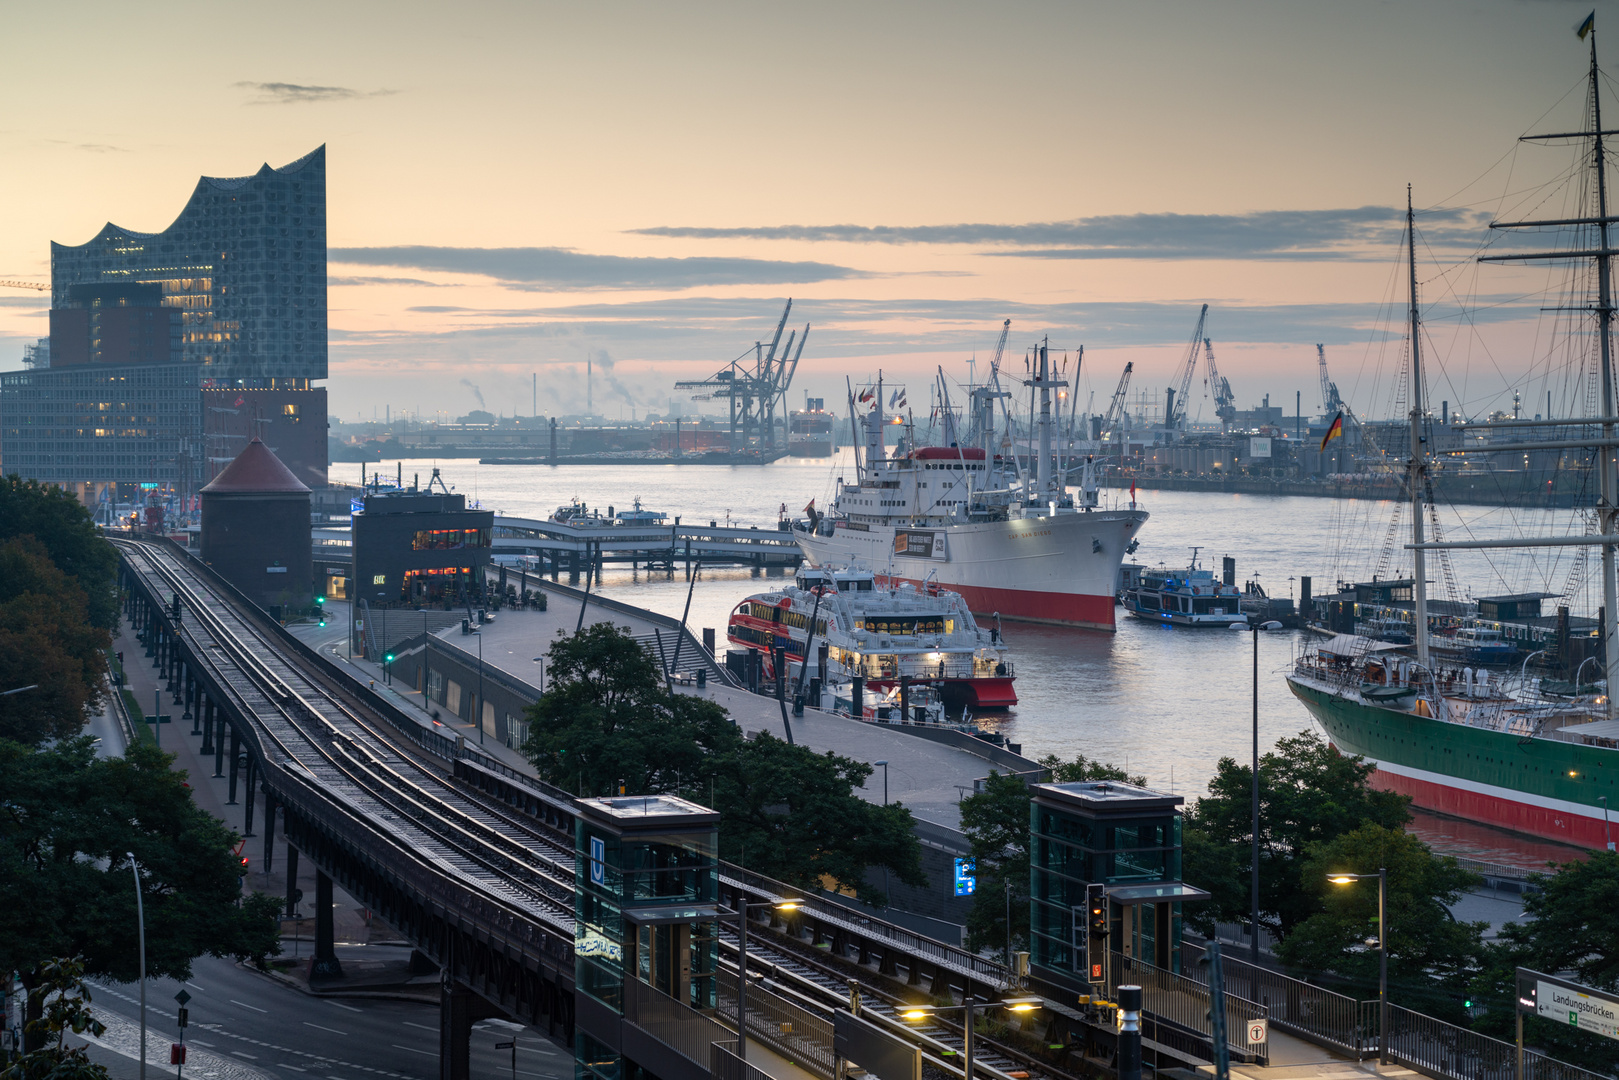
[590, 836, 606, 886]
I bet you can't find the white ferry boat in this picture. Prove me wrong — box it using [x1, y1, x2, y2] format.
[1123, 549, 1249, 628]
[793, 352, 1148, 630]
[726, 564, 1016, 709]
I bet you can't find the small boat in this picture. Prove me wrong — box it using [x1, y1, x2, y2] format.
[726, 564, 1016, 710]
[615, 497, 668, 527]
[1124, 547, 1248, 627]
[1428, 624, 1518, 666]
[1355, 614, 1414, 646]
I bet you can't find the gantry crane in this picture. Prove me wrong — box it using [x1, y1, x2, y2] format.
[1203, 337, 1235, 430]
[1164, 304, 1208, 435]
[673, 299, 808, 453]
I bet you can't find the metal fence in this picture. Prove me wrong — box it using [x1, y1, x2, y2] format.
[1109, 951, 1269, 1066]
[623, 978, 733, 1072]
[1182, 941, 1368, 1057]
[711, 1041, 781, 1080]
[1384, 1004, 1612, 1080]
[716, 969, 836, 1079]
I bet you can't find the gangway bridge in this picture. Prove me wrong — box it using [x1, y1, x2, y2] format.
[114, 535, 1277, 1080]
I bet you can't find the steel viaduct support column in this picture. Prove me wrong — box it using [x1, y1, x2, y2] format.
[284, 842, 300, 916]
[227, 725, 241, 804]
[242, 754, 257, 837]
[200, 696, 215, 756]
[212, 708, 226, 777]
[439, 983, 476, 1080]
[310, 870, 343, 980]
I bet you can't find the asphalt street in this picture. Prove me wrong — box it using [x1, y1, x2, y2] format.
[71, 948, 571, 1080]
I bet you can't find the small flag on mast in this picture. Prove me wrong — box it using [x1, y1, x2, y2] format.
[1320, 412, 1345, 452]
[1578, 11, 1595, 40]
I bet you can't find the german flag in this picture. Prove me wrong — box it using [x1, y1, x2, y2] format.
[1320, 412, 1344, 452]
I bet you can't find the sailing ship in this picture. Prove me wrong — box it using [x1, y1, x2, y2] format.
[793, 343, 1149, 630]
[1288, 37, 1619, 850]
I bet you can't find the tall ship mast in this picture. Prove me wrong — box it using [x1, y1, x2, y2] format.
[793, 341, 1149, 630]
[1287, 29, 1619, 850]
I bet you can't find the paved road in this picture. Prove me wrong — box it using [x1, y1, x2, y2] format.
[71, 948, 570, 1080]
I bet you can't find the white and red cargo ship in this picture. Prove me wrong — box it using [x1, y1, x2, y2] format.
[792, 356, 1148, 630]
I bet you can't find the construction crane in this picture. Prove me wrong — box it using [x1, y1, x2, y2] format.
[673, 299, 807, 453]
[0, 280, 48, 291]
[1100, 361, 1134, 465]
[1164, 304, 1208, 435]
[1203, 337, 1236, 430]
[1316, 343, 1347, 418]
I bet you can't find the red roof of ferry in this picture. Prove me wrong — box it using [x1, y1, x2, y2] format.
[913, 446, 986, 460]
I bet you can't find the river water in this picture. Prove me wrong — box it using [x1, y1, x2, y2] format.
[384, 453, 1595, 867]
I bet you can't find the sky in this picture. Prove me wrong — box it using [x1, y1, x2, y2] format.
[1, 0, 1615, 425]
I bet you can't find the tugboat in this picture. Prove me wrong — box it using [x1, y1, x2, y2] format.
[1123, 548, 1248, 627]
[726, 564, 1016, 710]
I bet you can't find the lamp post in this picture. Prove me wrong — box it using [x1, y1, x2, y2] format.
[531, 657, 546, 694]
[1601, 796, 1614, 852]
[1329, 868, 1387, 1064]
[475, 626, 485, 746]
[874, 760, 889, 899]
[726, 899, 802, 1061]
[1250, 622, 1260, 963]
[129, 853, 146, 1080]
[899, 995, 1041, 1080]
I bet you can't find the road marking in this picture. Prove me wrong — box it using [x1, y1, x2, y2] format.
[304, 1023, 347, 1036]
[328, 1002, 363, 1013]
[231, 1051, 259, 1060]
[401, 1022, 437, 1032]
[391, 1046, 435, 1057]
[189, 1040, 216, 1048]
[230, 1000, 268, 1014]
[186, 982, 206, 991]
[282, 1068, 308, 1073]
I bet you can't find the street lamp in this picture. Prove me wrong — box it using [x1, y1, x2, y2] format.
[725, 899, 802, 1061]
[475, 626, 485, 746]
[531, 657, 546, 694]
[1601, 796, 1614, 852]
[874, 760, 889, 806]
[899, 995, 1042, 1080]
[1328, 868, 1388, 1064]
[128, 853, 147, 1080]
[1249, 622, 1260, 963]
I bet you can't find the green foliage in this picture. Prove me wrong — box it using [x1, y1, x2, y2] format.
[1182, 729, 1410, 937]
[1, 957, 109, 1080]
[1274, 824, 1485, 1014]
[0, 476, 118, 630]
[0, 737, 282, 991]
[0, 537, 112, 745]
[1467, 852, 1619, 1074]
[958, 753, 1143, 956]
[523, 624, 923, 901]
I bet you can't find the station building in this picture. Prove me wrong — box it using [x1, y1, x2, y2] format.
[350, 488, 494, 607]
[1028, 780, 1207, 993]
[199, 437, 312, 614]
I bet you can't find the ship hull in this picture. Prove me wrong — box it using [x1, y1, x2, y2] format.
[1287, 675, 1615, 851]
[795, 509, 1148, 630]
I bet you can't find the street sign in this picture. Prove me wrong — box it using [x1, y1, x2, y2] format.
[952, 857, 976, 896]
[1518, 968, 1619, 1042]
[1247, 1019, 1268, 1045]
[173, 990, 191, 1006]
[494, 1041, 515, 1050]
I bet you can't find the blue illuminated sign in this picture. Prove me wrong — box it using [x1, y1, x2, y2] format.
[953, 858, 976, 897]
[590, 836, 605, 886]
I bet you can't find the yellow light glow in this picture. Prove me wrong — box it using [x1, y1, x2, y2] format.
[1006, 1003, 1037, 1012]
[900, 1010, 931, 1021]
[1328, 875, 1355, 885]
[775, 901, 800, 911]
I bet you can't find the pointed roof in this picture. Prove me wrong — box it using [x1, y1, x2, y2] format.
[201, 438, 310, 495]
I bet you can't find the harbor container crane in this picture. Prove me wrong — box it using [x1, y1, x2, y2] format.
[673, 299, 807, 454]
[1316, 343, 1348, 418]
[1163, 304, 1208, 436]
[1098, 360, 1134, 460]
[1203, 337, 1235, 430]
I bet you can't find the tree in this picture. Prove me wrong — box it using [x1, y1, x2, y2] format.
[0, 957, 109, 1080]
[0, 537, 111, 745]
[1274, 824, 1485, 1015]
[523, 624, 925, 902]
[1182, 729, 1411, 937]
[1467, 852, 1619, 1074]
[0, 737, 281, 1050]
[0, 477, 118, 631]
[958, 754, 1143, 956]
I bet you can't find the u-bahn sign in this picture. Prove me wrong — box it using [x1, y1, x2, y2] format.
[1517, 968, 1619, 1042]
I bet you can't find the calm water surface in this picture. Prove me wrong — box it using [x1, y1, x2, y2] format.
[385, 453, 1591, 863]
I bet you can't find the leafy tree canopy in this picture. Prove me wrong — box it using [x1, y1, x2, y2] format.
[0, 738, 281, 998]
[958, 754, 1143, 955]
[1182, 729, 1410, 936]
[1275, 824, 1485, 1011]
[523, 623, 923, 902]
[0, 476, 118, 630]
[0, 537, 111, 745]
[1, 957, 109, 1080]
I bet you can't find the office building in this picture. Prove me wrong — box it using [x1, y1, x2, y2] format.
[350, 488, 494, 606]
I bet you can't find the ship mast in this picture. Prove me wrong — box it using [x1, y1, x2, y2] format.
[1406, 188, 1432, 670]
[1478, 28, 1619, 716]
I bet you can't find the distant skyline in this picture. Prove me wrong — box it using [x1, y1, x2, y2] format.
[1, 0, 1611, 424]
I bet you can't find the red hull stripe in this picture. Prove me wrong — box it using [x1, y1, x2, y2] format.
[1371, 767, 1613, 851]
[888, 579, 1117, 630]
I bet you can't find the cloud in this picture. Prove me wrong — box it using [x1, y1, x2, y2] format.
[330, 275, 461, 288]
[47, 139, 127, 153]
[632, 207, 1504, 261]
[234, 82, 396, 105]
[329, 245, 868, 291]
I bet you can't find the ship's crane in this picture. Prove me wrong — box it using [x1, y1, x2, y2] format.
[1164, 304, 1208, 434]
[673, 299, 807, 453]
[1203, 337, 1235, 430]
[1316, 343, 1347, 418]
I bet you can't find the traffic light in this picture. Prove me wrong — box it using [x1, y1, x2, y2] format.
[384, 653, 395, 665]
[1087, 883, 1108, 937]
[315, 595, 326, 606]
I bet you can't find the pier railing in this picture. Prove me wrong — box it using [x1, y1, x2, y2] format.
[1109, 950, 1269, 1065]
[1383, 1003, 1609, 1080]
[1183, 941, 1365, 1057]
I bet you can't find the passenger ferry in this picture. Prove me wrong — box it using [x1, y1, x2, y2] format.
[1123, 549, 1248, 627]
[725, 564, 1016, 709]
